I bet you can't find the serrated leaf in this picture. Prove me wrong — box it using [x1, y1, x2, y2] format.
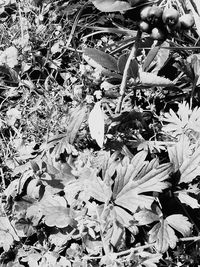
[176, 190, 200, 209]
[114, 163, 171, 213]
[139, 71, 174, 86]
[113, 206, 138, 234]
[166, 214, 192, 236]
[112, 151, 148, 198]
[134, 209, 160, 225]
[143, 46, 160, 72]
[88, 101, 104, 148]
[83, 47, 118, 71]
[149, 219, 178, 253]
[168, 135, 191, 173]
[44, 206, 73, 228]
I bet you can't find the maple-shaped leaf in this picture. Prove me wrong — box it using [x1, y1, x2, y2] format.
[149, 218, 178, 253]
[166, 214, 192, 236]
[162, 101, 200, 137]
[175, 184, 200, 209]
[168, 135, 200, 183]
[149, 214, 192, 253]
[168, 135, 191, 173]
[65, 168, 112, 204]
[112, 151, 148, 198]
[113, 162, 171, 213]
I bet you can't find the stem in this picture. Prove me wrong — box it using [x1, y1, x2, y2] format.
[115, 30, 141, 114]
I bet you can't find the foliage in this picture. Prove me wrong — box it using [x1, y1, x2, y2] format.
[0, 0, 200, 266]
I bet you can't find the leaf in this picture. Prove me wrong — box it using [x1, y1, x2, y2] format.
[83, 47, 118, 71]
[44, 206, 73, 228]
[168, 135, 191, 173]
[117, 53, 139, 79]
[186, 0, 200, 38]
[112, 151, 148, 198]
[114, 163, 171, 213]
[149, 219, 178, 253]
[88, 101, 104, 148]
[90, 0, 132, 12]
[110, 221, 124, 248]
[0, 231, 14, 251]
[66, 104, 87, 144]
[134, 209, 160, 225]
[152, 42, 170, 74]
[139, 71, 174, 86]
[0, 216, 20, 251]
[136, 251, 162, 267]
[113, 206, 138, 234]
[166, 214, 192, 236]
[143, 46, 160, 72]
[176, 190, 200, 209]
[0, 46, 18, 68]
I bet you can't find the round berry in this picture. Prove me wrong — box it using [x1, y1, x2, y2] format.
[150, 27, 166, 40]
[139, 21, 151, 33]
[162, 8, 179, 27]
[179, 13, 195, 29]
[140, 5, 151, 21]
[147, 6, 163, 25]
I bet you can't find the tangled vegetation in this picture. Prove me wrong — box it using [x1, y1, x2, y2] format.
[0, 0, 200, 266]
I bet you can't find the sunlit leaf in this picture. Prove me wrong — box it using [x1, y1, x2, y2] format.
[166, 214, 192, 236]
[134, 209, 160, 225]
[114, 162, 171, 213]
[139, 71, 174, 86]
[83, 47, 118, 71]
[149, 219, 178, 253]
[88, 101, 104, 148]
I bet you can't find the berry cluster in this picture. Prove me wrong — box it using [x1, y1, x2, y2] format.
[139, 5, 195, 40]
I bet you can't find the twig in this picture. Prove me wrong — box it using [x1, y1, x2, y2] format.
[115, 30, 141, 114]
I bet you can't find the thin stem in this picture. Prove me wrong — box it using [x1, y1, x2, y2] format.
[115, 30, 141, 113]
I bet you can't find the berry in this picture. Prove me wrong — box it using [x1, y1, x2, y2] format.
[179, 13, 195, 29]
[140, 5, 151, 21]
[162, 8, 179, 27]
[147, 6, 163, 25]
[139, 21, 151, 33]
[150, 27, 166, 40]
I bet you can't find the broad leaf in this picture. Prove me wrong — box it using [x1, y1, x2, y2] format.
[66, 104, 87, 144]
[88, 101, 104, 148]
[117, 53, 139, 79]
[139, 71, 174, 86]
[83, 47, 118, 72]
[143, 46, 160, 72]
[169, 136, 200, 183]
